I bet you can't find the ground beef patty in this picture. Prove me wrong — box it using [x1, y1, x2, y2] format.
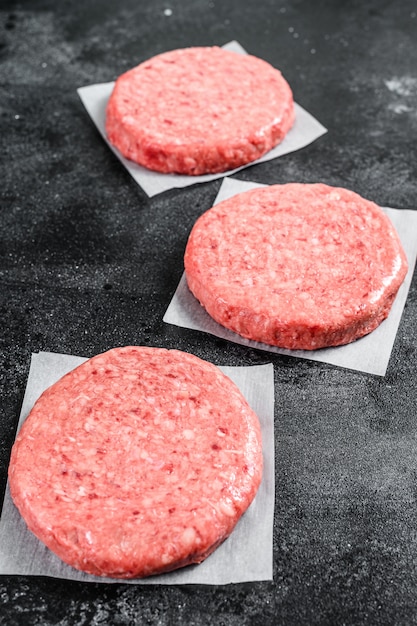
[105, 46, 294, 175]
[184, 183, 408, 350]
[8, 347, 263, 579]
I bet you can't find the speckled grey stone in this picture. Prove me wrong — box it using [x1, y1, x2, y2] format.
[1, 0, 417, 624]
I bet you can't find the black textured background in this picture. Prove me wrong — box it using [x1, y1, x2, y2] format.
[1, 1, 417, 624]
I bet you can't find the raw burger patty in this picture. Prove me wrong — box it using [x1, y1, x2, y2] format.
[184, 183, 408, 350]
[105, 46, 294, 175]
[8, 347, 263, 579]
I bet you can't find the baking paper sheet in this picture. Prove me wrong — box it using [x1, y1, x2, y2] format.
[164, 177, 417, 377]
[77, 40, 327, 197]
[0, 351, 274, 585]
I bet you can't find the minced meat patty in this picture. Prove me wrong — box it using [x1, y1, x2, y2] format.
[8, 347, 263, 578]
[184, 183, 408, 350]
[105, 46, 294, 175]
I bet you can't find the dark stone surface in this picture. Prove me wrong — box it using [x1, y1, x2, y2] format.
[1, 0, 417, 623]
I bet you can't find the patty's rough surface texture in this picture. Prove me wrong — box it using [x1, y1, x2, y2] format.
[8, 347, 263, 579]
[105, 46, 294, 175]
[184, 184, 408, 350]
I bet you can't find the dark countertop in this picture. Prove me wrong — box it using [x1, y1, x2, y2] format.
[1, 0, 417, 624]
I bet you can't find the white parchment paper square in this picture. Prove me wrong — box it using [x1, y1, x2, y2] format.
[0, 351, 274, 585]
[77, 40, 327, 197]
[164, 177, 417, 377]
